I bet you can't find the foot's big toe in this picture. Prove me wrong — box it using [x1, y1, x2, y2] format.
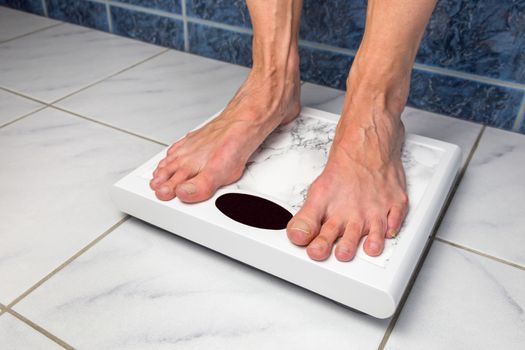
[286, 218, 314, 246]
[176, 171, 218, 203]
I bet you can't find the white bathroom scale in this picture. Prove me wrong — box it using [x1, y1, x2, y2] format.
[111, 107, 461, 318]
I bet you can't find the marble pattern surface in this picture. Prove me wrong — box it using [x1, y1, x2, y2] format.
[57, 50, 249, 144]
[299, 46, 354, 90]
[188, 22, 253, 68]
[0, 89, 43, 126]
[114, 0, 182, 14]
[300, 0, 366, 50]
[1, 0, 45, 15]
[0, 6, 59, 43]
[186, 0, 251, 28]
[300, 82, 483, 169]
[409, 70, 524, 130]
[0, 108, 162, 304]
[0, 313, 61, 349]
[0, 23, 163, 102]
[111, 6, 184, 50]
[385, 241, 525, 350]
[298, 46, 523, 131]
[4, 0, 524, 133]
[418, 0, 525, 84]
[228, 113, 443, 267]
[298, 0, 525, 84]
[437, 127, 525, 267]
[47, 0, 109, 31]
[14, 218, 390, 350]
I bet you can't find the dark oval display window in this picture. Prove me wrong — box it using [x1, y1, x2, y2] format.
[215, 193, 292, 230]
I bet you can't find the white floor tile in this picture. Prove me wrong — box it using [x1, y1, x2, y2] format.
[0, 7, 59, 43]
[57, 50, 249, 144]
[0, 313, 61, 349]
[385, 241, 525, 350]
[437, 127, 525, 266]
[0, 23, 162, 102]
[0, 89, 43, 126]
[0, 107, 162, 304]
[14, 219, 389, 350]
[301, 82, 482, 169]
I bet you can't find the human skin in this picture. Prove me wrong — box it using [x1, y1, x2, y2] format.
[150, 0, 437, 261]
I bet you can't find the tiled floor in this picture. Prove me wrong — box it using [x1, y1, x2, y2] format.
[1, 7, 524, 350]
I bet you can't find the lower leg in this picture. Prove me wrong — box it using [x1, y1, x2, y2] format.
[287, 0, 437, 261]
[150, 0, 303, 203]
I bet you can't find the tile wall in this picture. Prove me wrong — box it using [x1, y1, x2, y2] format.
[2, 0, 524, 133]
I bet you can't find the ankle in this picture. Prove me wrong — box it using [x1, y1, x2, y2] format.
[345, 55, 410, 120]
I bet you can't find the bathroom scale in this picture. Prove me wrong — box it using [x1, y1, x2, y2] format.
[111, 107, 461, 318]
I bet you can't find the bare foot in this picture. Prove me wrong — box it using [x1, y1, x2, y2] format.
[286, 63, 410, 261]
[150, 57, 300, 203]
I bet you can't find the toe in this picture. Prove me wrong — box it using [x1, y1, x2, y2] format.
[155, 169, 191, 201]
[335, 221, 363, 261]
[364, 218, 386, 256]
[287, 202, 324, 247]
[176, 171, 218, 203]
[150, 162, 178, 191]
[306, 220, 342, 261]
[167, 137, 187, 155]
[386, 203, 407, 238]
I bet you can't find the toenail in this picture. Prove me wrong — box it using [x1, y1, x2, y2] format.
[339, 246, 352, 255]
[291, 220, 310, 234]
[179, 183, 196, 194]
[369, 241, 380, 253]
[159, 186, 170, 195]
[388, 228, 398, 238]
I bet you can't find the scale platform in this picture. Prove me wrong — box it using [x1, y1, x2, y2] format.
[111, 107, 461, 318]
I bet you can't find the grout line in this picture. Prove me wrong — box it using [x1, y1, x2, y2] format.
[187, 16, 253, 35]
[512, 95, 525, 131]
[52, 105, 168, 145]
[181, 0, 190, 52]
[41, 0, 48, 17]
[104, 0, 184, 21]
[0, 22, 63, 45]
[299, 39, 357, 56]
[106, 1, 113, 33]
[0, 86, 49, 105]
[50, 48, 170, 105]
[377, 126, 486, 350]
[0, 105, 48, 129]
[7, 309, 74, 349]
[7, 216, 129, 309]
[0, 45, 168, 108]
[412, 63, 525, 91]
[18, 0, 525, 94]
[51, 105, 168, 146]
[435, 237, 525, 271]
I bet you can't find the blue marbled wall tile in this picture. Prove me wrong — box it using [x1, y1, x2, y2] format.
[114, 0, 181, 14]
[299, 46, 353, 90]
[409, 70, 523, 130]
[111, 6, 184, 50]
[418, 0, 525, 84]
[186, 0, 251, 28]
[2, 0, 45, 15]
[46, 0, 109, 31]
[188, 23, 252, 67]
[300, 0, 365, 50]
